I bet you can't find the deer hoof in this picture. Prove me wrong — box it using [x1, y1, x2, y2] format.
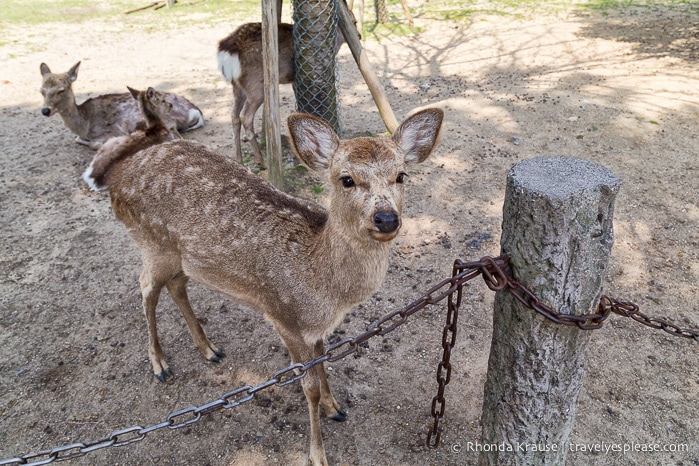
[156, 368, 174, 383]
[208, 349, 226, 363]
[330, 409, 347, 422]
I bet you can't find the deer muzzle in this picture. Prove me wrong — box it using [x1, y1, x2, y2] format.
[371, 210, 401, 241]
[41, 108, 52, 116]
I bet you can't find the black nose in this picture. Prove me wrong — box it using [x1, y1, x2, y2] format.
[373, 211, 400, 233]
[41, 108, 51, 116]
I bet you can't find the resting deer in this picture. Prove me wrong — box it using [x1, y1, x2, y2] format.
[83, 107, 443, 465]
[83, 86, 175, 192]
[40, 61, 204, 150]
[217, 20, 354, 169]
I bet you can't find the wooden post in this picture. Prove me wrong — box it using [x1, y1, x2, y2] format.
[479, 156, 621, 465]
[337, 0, 398, 133]
[262, 0, 284, 188]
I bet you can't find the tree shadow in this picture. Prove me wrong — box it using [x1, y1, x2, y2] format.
[575, 4, 699, 63]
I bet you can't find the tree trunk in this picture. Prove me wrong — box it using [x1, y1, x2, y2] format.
[262, 0, 284, 188]
[292, 0, 342, 135]
[479, 156, 621, 465]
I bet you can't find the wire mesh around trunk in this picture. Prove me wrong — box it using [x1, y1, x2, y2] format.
[292, 0, 343, 136]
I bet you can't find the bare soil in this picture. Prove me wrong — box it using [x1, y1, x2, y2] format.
[1, 3, 698, 466]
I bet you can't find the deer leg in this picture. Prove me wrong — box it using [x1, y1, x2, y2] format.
[239, 87, 267, 170]
[230, 83, 246, 164]
[279, 333, 329, 466]
[139, 267, 172, 382]
[166, 271, 225, 363]
[314, 339, 346, 422]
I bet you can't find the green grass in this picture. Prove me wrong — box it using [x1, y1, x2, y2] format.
[0, 0, 263, 28]
[1, 0, 695, 34]
[408, 0, 697, 24]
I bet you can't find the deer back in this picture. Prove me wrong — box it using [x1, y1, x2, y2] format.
[218, 23, 295, 86]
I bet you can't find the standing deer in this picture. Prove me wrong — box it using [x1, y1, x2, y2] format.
[83, 107, 443, 465]
[217, 20, 354, 169]
[40, 61, 204, 150]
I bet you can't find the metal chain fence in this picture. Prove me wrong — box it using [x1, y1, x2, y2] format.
[2, 254, 697, 465]
[292, 0, 343, 136]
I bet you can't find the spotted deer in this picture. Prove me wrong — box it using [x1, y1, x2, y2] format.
[82, 86, 175, 192]
[217, 19, 355, 169]
[40, 61, 204, 150]
[83, 108, 443, 465]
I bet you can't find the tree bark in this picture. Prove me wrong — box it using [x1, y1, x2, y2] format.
[262, 0, 284, 187]
[479, 156, 621, 466]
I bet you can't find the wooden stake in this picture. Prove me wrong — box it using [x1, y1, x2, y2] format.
[337, 0, 398, 133]
[124, 2, 161, 15]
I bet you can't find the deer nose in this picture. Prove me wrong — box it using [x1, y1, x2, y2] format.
[373, 211, 400, 233]
[41, 108, 51, 116]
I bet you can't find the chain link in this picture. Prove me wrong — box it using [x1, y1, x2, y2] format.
[598, 296, 699, 341]
[3, 255, 697, 464]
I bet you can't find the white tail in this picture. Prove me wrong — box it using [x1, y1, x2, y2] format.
[84, 107, 443, 465]
[217, 23, 295, 168]
[40, 61, 204, 150]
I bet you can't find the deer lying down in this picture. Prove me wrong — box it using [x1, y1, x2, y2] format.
[40, 61, 204, 150]
[83, 108, 443, 466]
[83, 86, 175, 192]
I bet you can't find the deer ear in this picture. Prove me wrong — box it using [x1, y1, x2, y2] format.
[146, 87, 156, 99]
[392, 108, 443, 164]
[40, 63, 51, 76]
[67, 61, 81, 82]
[127, 86, 139, 99]
[287, 113, 340, 173]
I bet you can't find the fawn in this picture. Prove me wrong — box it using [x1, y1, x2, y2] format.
[217, 20, 354, 169]
[83, 86, 175, 192]
[83, 107, 443, 465]
[40, 61, 204, 150]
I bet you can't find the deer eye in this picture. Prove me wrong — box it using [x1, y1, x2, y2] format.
[396, 172, 407, 183]
[340, 176, 355, 188]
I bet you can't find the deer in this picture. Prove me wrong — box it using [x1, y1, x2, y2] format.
[217, 18, 355, 170]
[82, 106, 443, 465]
[83, 86, 176, 192]
[40, 61, 204, 150]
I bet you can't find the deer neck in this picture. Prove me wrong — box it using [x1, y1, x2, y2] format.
[58, 90, 91, 139]
[313, 216, 393, 308]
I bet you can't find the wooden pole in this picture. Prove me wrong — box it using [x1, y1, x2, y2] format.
[479, 156, 621, 465]
[337, 0, 398, 133]
[262, 0, 284, 187]
[399, 0, 414, 27]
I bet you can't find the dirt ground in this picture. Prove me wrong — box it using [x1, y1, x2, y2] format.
[1, 2, 698, 465]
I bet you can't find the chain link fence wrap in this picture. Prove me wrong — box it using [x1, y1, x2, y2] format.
[292, 0, 343, 136]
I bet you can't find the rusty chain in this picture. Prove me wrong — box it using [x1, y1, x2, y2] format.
[2, 255, 697, 465]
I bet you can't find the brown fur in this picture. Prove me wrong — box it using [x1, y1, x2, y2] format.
[40, 62, 203, 150]
[85, 108, 443, 466]
[83, 87, 174, 190]
[217, 15, 355, 168]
